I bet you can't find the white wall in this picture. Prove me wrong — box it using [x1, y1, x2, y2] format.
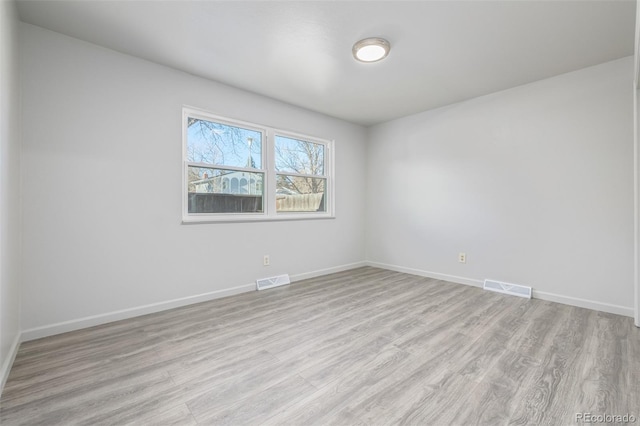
[634, 0, 640, 327]
[367, 57, 634, 316]
[0, 0, 22, 390]
[19, 24, 367, 338]
[635, 84, 639, 325]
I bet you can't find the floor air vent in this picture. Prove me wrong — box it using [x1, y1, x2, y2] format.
[256, 274, 290, 291]
[483, 279, 532, 299]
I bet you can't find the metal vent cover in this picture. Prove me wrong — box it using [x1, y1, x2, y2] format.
[483, 279, 532, 299]
[256, 274, 290, 291]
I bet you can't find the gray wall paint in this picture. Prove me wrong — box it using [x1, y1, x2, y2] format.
[19, 24, 367, 332]
[366, 57, 634, 313]
[0, 0, 22, 389]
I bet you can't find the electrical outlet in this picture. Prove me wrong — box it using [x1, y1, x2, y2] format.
[458, 252, 466, 263]
[263, 255, 270, 266]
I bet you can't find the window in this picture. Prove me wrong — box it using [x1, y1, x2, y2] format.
[275, 135, 326, 213]
[183, 107, 334, 222]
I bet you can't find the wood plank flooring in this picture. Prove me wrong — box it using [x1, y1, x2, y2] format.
[1, 267, 638, 425]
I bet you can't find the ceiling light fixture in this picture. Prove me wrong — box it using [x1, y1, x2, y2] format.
[352, 37, 390, 63]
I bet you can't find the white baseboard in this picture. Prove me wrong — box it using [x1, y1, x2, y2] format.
[365, 261, 483, 288]
[533, 290, 634, 318]
[290, 261, 367, 282]
[1, 332, 21, 396]
[21, 261, 367, 342]
[22, 259, 632, 342]
[366, 261, 634, 318]
[21, 282, 255, 341]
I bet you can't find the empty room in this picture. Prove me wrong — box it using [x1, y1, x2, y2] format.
[1, 0, 639, 424]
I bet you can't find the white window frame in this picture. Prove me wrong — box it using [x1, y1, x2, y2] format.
[182, 106, 335, 223]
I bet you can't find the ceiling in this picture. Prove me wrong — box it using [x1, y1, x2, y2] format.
[16, 0, 636, 126]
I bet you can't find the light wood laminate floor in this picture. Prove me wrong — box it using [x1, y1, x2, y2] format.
[1, 267, 638, 425]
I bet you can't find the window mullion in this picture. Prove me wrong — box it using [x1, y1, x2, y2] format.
[186, 161, 265, 174]
[275, 171, 325, 179]
[266, 130, 277, 217]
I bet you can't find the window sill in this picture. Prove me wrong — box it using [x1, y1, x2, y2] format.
[181, 213, 336, 224]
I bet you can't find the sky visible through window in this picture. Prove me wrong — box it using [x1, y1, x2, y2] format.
[187, 118, 325, 176]
[187, 118, 262, 169]
[274, 135, 324, 176]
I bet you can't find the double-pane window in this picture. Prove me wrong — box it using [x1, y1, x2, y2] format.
[183, 108, 334, 222]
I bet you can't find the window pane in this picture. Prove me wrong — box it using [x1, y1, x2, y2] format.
[188, 166, 263, 213]
[276, 175, 326, 212]
[187, 117, 262, 169]
[275, 135, 324, 175]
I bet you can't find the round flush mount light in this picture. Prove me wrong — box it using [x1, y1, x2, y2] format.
[352, 37, 390, 63]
